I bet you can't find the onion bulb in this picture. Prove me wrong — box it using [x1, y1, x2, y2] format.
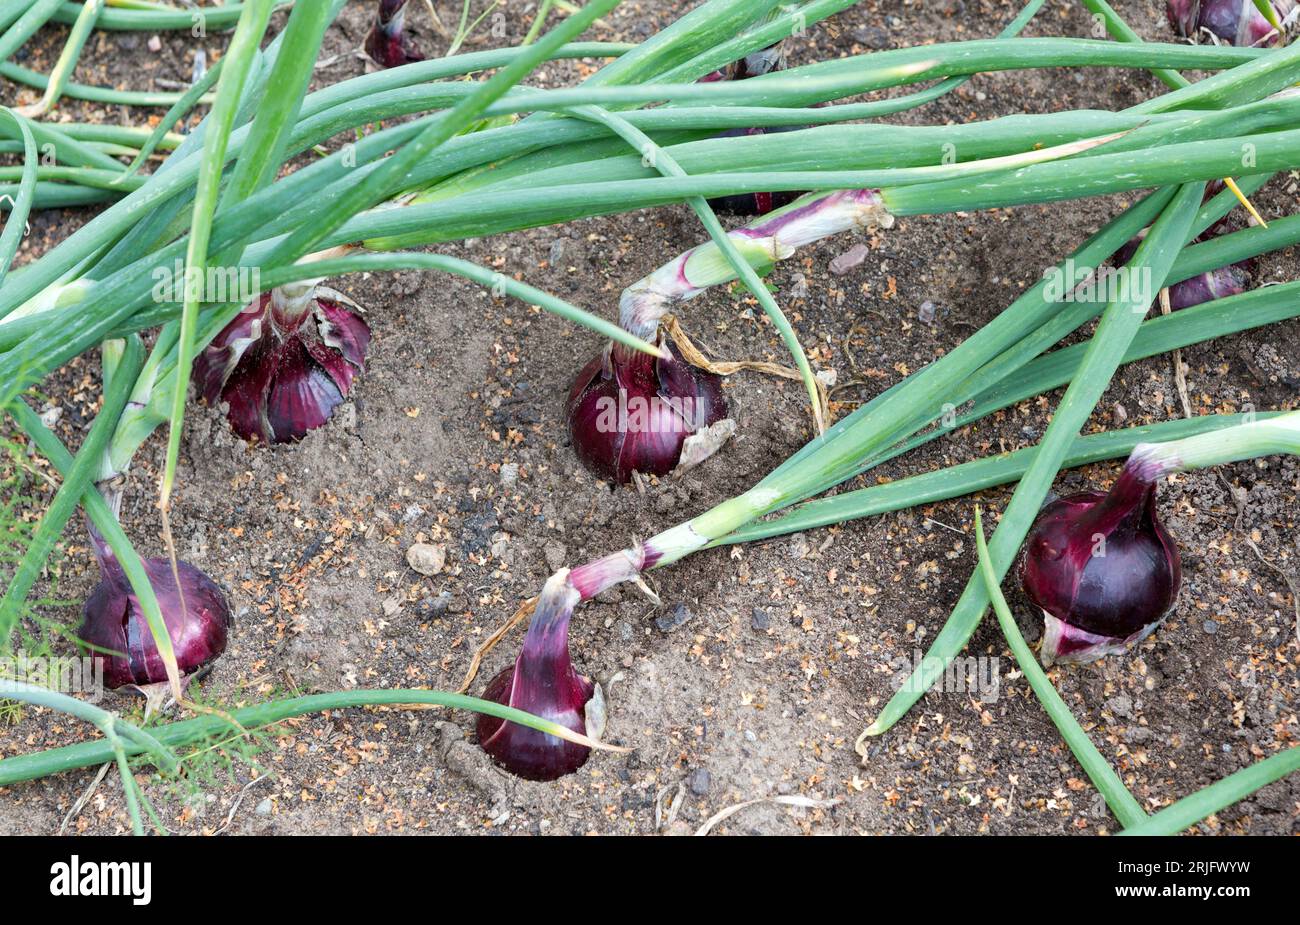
[79, 526, 230, 691]
[700, 42, 805, 216]
[193, 283, 370, 444]
[365, 0, 422, 68]
[476, 571, 605, 781]
[1167, 0, 1296, 46]
[568, 339, 729, 483]
[1020, 463, 1182, 665]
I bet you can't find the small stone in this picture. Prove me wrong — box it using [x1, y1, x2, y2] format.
[406, 542, 446, 576]
[1112, 402, 1128, 425]
[254, 798, 272, 815]
[490, 532, 511, 560]
[751, 607, 771, 631]
[382, 597, 402, 617]
[1105, 694, 1133, 718]
[544, 542, 567, 571]
[789, 533, 810, 559]
[499, 463, 519, 490]
[829, 243, 869, 275]
[655, 603, 692, 633]
[422, 592, 453, 618]
[549, 237, 567, 266]
[687, 768, 712, 796]
[147, 34, 163, 53]
[1202, 620, 1219, 635]
[917, 300, 937, 324]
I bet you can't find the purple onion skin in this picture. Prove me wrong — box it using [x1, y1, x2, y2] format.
[1168, 263, 1250, 309]
[79, 531, 230, 690]
[193, 291, 371, 444]
[364, 0, 423, 68]
[476, 622, 595, 782]
[1114, 231, 1251, 312]
[1168, 0, 1295, 46]
[568, 342, 728, 483]
[1021, 468, 1182, 664]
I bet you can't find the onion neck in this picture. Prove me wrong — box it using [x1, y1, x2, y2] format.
[520, 570, 582, 671]
[612, 189, 891, 362]
[1128, 409, 1300, 477]
[269, 281, 319, 333]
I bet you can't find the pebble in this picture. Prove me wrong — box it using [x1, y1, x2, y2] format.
[829, 243, 869, 275]
[1203, 620, 1219, 635]
[147, 34, 162, 53]
[917, 300, 937, 324]
[406, 542, 446, 576]
[751, 607, 771, 631]
[499, 463, 519, 490]
[1105, 694, 1133, 718]
[421, 591, 453, 618]
[687, 768, 712, 796]
[544, 542, 567, 571]
[402, 503, 424, 523]
[254, 798, 272, 816]
[654, 603, 692, 633]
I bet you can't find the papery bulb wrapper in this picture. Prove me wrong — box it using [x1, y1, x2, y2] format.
[79, 527, 230, 689]
[193, 287, 370, 444]
[567, 341, 729, 483]
[1020, 467, 1182, 665]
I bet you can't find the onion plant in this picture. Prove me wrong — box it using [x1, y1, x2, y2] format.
[2, 0, 1298, 832]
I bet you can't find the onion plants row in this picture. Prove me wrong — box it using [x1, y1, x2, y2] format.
[0, 0, 1297, 835]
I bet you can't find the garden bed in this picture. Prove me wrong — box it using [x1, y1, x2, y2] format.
[0, 0, 1296, 835]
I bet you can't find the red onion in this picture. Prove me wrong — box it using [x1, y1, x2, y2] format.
[1166, 263, 1251, 309]
[1115, 229, 1252, 311]
[1020, 462, 1182, 665]
[193, 283, 370, 444]
[79, 526, 230, 690]
[566, 189, 889, 481]
[365, 0, 423, 68]
[1167, 0, 1296, 46]
[476, 571, 605, 781]
[568, 340, 729, 483]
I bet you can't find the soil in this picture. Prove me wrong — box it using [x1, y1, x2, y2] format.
[1, 0, 1297, 836]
